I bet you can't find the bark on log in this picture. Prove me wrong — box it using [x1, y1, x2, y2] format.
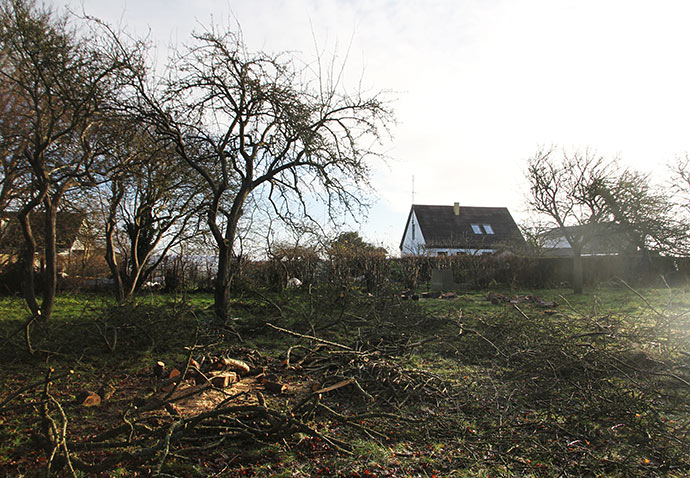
[225, 358, 250, 375]
[263, 380, 287, 394]
[210, 372, 237, 388]
[211, 357, 250, 375]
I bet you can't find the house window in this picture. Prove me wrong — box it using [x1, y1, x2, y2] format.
[483, 224, 494, 234]
[411, 221, 415, 240]
[471, 224, 482, 234]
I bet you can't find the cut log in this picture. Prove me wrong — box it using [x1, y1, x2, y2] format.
[75, 391, 101, 407]
[153, 361, 165, 378]
[263, 380, 287, 394]
[210, 372, 237, 388]
[160, 368, 181, 393]
[225, 358, 250, 376]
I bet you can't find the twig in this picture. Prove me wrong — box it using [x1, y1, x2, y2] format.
[153, 421, 177, 476]
[266, 322, 355, 351]
[615, 277, 667, 319]
[163, 328, 199, 401]
[0, 369, 74, 411]
[49, 395, 77, 477]
[513, 304, 531, 321]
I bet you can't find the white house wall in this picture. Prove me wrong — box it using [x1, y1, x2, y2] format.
[401, 210, 426, 255]
[428, 248, 495, 256]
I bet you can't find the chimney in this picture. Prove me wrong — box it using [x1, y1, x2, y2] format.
[453, 202, 460, 215]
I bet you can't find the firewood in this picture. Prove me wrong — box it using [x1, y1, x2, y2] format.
[210, 372, 237, 388]
[211, 357, 251, 375]
[153, 361, 165, 378]
[75, 391, 101, 407]
[225, 358, 250, 376]
[263, 380, 287, 394]
[210, 357, 233, 371]
[160, 368, 181, 393]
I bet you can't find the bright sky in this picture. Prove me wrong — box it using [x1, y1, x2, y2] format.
[55, 0, 690, 253]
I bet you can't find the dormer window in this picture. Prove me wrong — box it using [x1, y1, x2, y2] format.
[483, 224, 494, 234]
[471, 224, 482, 234]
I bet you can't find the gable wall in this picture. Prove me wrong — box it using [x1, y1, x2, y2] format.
[401, 210, 426, 255]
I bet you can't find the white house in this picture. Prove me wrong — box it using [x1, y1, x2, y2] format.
[400, 203, 525, 256]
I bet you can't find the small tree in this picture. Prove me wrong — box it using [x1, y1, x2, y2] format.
[669, 157, 690, 255]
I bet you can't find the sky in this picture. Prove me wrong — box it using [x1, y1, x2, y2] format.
[53, 0, 690, 253]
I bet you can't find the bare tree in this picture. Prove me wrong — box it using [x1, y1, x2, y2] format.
[100, 124, 203, 301]
[122, 28, 392, 320]
[526, 147, 611, 293]
[0, 0, 136, 318]
[596, 168, 685, 262]
[0, 52, 30, 215]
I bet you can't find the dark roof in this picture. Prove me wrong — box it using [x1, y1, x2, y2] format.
[0, 211, 85, 253]
[401, 204, 525, 250]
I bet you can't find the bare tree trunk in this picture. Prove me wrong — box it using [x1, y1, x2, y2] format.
[41, 199, 58, 319]
[572, 249, 584, 294]
[17, 207, 39, 316]
[105, 182, 125, 301]
[214, 243, 232, 322]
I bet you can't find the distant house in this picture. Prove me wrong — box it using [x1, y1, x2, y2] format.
[540, 222, 637, 257]
[400, 203, 526, 256]
[0, 211, 87, 269]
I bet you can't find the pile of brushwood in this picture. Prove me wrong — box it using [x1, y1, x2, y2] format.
[1, 285, 689, 477]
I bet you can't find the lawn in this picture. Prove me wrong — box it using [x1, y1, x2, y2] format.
[0, 285, 689, 477]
